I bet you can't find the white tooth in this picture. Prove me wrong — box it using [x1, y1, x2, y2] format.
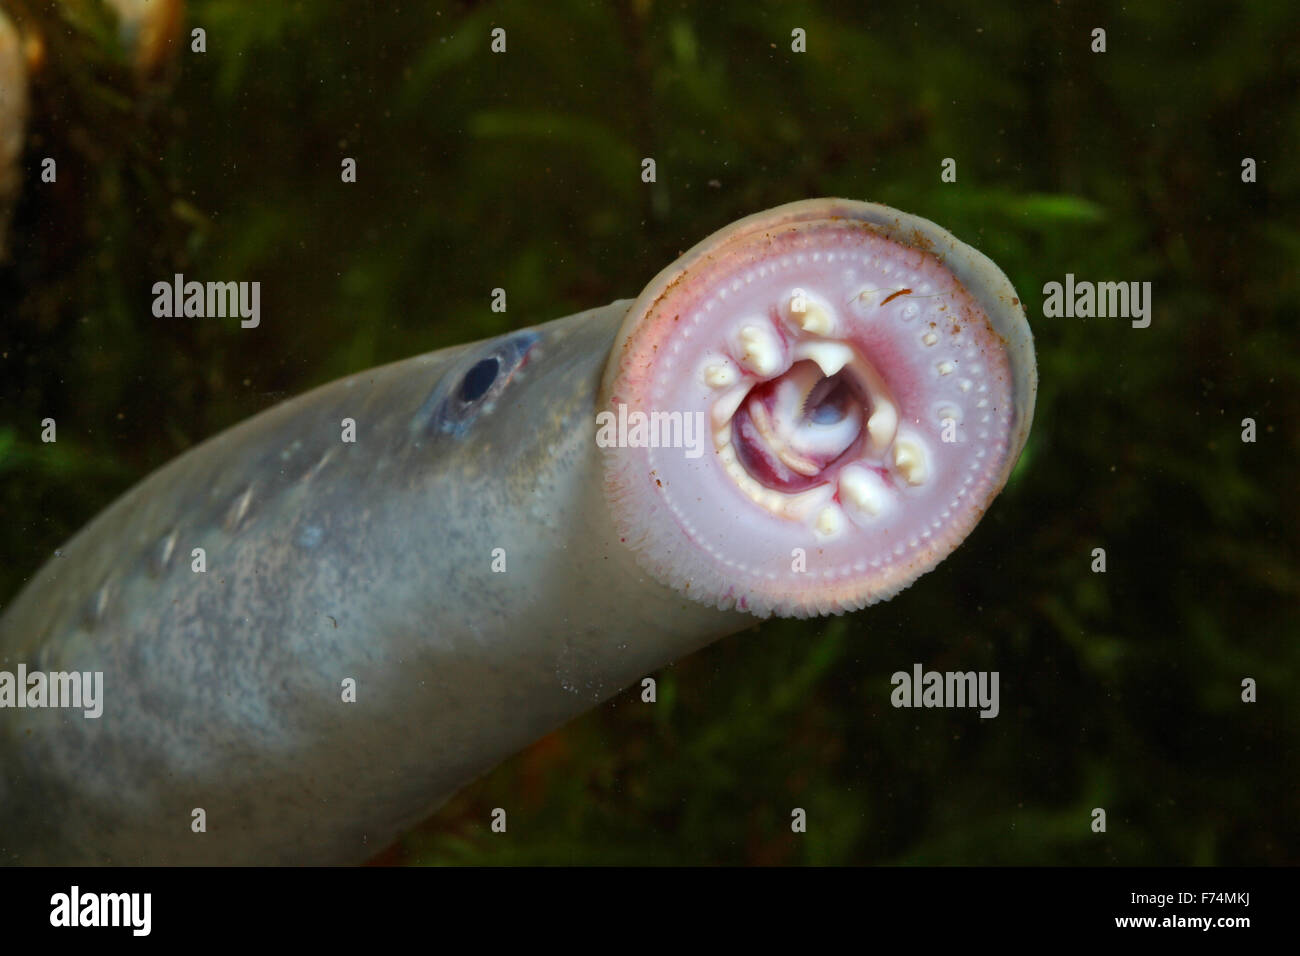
[703, 361, 738, 388]
[786, 289, 836, 335]
[795, 301, 835, 335]
[776, 446, 821, 477]
[781, 486, 833, 520]
[814, 505, 843, 538]
[712, 422, 732, 450]
[840, 465, 889, 517]
[794, 340, 854, 377]
[922, 332, 938, 347]
[866, 398, 898, 451]
[748, 398, 775, 443]
[737, 324, 782, 376]
[711, 383, 751, 427]
[717, 456, 835, 520]
[936, 360, 955, 376]
[893, 438, 928, 486]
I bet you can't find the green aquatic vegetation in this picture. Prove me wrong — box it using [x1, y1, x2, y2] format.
[0, 0, 1295, 865]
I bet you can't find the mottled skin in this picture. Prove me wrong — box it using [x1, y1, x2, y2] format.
[0, 302, 747, 864]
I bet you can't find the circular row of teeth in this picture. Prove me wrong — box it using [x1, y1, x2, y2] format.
[700, 288, 939, 539]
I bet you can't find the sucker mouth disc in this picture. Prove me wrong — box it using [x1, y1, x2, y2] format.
[602, 199, 1035, 618]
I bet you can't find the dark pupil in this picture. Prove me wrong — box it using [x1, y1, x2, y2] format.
[459, 357, 500, 403]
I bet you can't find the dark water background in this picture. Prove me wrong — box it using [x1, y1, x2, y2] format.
[0, 0, 1296, 864]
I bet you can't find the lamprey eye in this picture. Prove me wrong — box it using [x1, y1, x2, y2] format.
[459, 357, 500, 403]
[416, 330, 540, 437]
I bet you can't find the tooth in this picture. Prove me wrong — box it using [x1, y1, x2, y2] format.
[794, 341, 853, 377]
[711, 383, 751, 427]
[776, 446, 821, 477]
[839, 465, 889, 517]
[814, 505, 843, 537]
[922, 332, 938, 347]
[893, 438, 928, 486]
[866, 398, 898, 451]
[737, 324, 782, 376]
[703, 361, 738, 388]
[936, 360, 955, 376]
[790, 297, 835, 335]
[786, 289, 836, 335]
[749, 399, 775, 442]
[782, 486, 832, 521]
[719, 445, 834, 520]
[774, 364, 823, 418]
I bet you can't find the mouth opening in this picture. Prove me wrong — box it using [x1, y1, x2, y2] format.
[730, 360, 872, 494]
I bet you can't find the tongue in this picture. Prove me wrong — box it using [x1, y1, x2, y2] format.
[732, 362, 865, 493]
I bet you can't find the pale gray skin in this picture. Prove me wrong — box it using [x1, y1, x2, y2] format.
[0, 301, 749, 864]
